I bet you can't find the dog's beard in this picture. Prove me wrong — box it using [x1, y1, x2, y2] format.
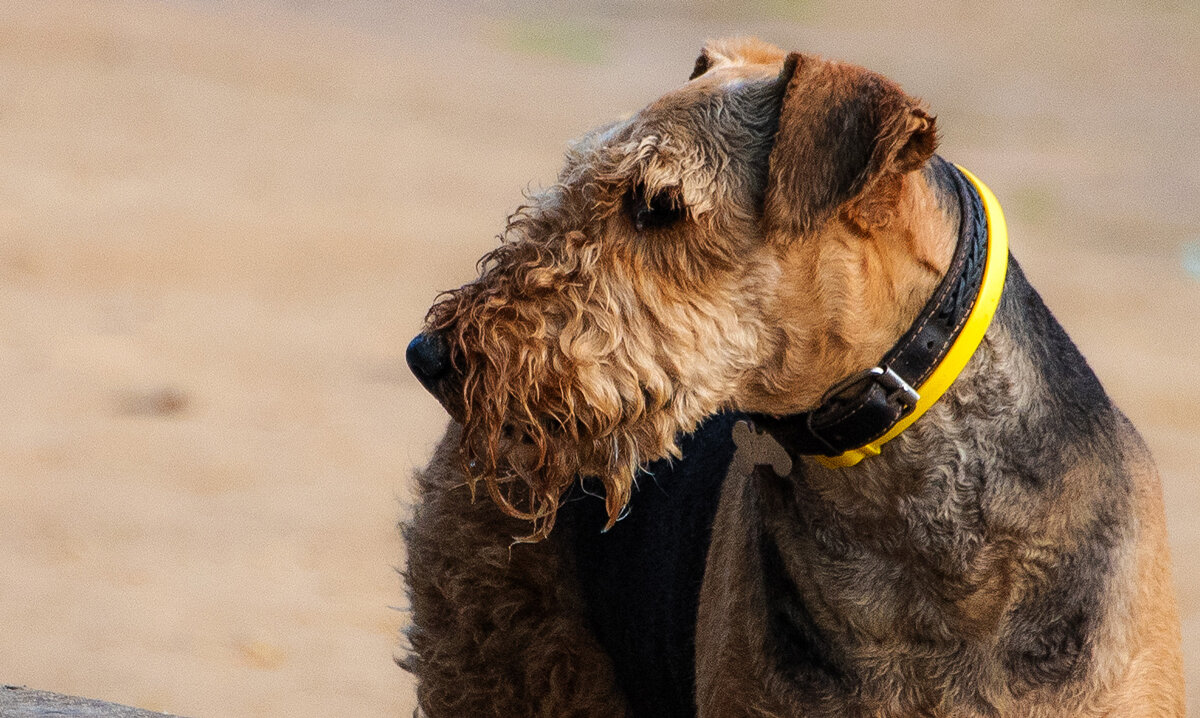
[458, 417, 639, 542]
[452, 347, 669, 541]
[432, 314, 688, 541]
[427, 235, 700, 540]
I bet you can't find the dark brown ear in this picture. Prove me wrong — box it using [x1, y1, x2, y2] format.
[764, 53, 937, 237]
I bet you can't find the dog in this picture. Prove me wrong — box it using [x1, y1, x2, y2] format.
[401, 38, 1184, 717]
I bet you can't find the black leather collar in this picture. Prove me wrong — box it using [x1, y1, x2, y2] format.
[747, 158, 989, 461]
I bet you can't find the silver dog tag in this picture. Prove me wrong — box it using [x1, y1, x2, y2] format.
[731, 419, 792, 478]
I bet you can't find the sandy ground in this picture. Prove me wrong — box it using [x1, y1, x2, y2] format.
[0, 1, 1197, 715]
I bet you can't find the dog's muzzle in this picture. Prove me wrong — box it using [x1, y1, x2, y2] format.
[407, 331, 455, 404]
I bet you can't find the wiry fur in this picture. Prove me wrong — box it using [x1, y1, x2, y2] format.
[403, 38, 1183, 717]
[696, 261, 1184, 716]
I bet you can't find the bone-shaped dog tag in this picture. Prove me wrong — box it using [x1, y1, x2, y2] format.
[731, 419, 793, 478]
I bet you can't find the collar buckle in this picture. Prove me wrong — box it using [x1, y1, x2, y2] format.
[801, 365, 921, 457]
[874, 366, 921, 411]
[820, 365, 920, 413]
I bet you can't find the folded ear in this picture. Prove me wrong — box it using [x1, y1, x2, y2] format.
[764, 53, 937, 238]
[689, 37, 787, 80]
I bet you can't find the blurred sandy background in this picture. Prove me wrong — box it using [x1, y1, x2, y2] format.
[0, 0, 1197, 715]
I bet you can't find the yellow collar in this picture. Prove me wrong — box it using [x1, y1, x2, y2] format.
[816, 166, 1009, 468]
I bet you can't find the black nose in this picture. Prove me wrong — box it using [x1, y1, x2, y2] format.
[407, 332, 451, 394]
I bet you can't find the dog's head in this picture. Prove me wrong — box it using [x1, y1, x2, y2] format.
[409, 38, 945, 537]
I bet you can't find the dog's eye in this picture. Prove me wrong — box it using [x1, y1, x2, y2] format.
[627, 185, 685, 232]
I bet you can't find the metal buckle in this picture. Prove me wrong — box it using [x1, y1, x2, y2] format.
[874, 366, 921, 411]
[801, 366, 922, 457]
[820, 365, 920, 413]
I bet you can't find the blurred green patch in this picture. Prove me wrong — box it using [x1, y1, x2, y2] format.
[497, 19, 608, 64]
[1007, 183, 1058, 225]
[1182, 240, 1200, 281]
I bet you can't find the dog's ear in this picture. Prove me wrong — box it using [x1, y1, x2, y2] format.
[689, 37, 787, 80]
[690, 48, 713, 80]
[764, 53, 937, 238]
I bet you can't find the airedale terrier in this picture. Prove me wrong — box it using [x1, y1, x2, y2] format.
[401, 38, 1184, 717]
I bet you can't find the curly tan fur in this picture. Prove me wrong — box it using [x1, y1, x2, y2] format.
[424, 57, 788, 538]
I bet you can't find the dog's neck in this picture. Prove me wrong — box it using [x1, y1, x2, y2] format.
[737, 165, 1134, 706]
[754, 153, 1008, 504]
[747, 157, 1000, 466]
[763, 154, 1016, 512]
[749, 158, 961, 415]
[743, 270, 1130, 706]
